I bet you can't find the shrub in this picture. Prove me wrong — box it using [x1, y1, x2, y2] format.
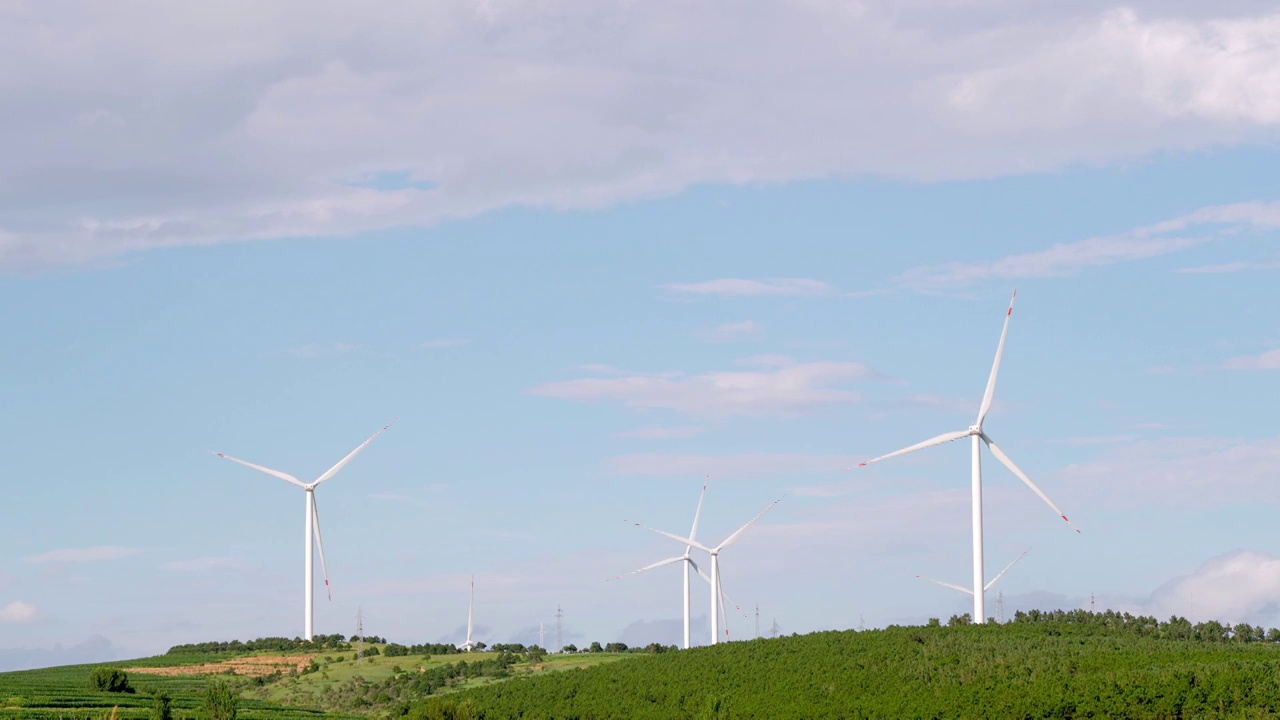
[202, 679, 237, 720]
[87, 668, 133, 693]
[151, 691, 173, 720]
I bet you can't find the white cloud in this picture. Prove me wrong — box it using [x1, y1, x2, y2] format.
[894, 201, 1280, 291]
[23, 546, 142, 564]
[1219, 349, 1280, 370]
[1177, 255, 1280, 274]
[530, 358, 876, 417]
[0, 602, 37, 624]
[160, 557, 244, 572]
[704, 320, 758, 343]
[1133, 551, 1280, 624]
[664, 279, 834, 297]
[288, 342, 359, 358]
[5, 6, 1280, 270]
[420, 338, 472, 348]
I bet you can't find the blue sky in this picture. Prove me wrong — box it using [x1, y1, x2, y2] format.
[1, 1, 1279, 669]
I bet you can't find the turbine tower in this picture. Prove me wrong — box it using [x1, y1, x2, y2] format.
[214, 421, 394, 640]
[613, 480, 708, 649]
[636, 494, 784, 644]
[460, 575, 476, 651]
[916, 548, 1029, 607]
[857, 290, 1077, 624]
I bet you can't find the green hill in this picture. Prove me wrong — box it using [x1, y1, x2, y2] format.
[408, 612, 1280, 719]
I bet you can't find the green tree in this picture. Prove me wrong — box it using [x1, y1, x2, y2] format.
[589, 641, 603, 653]
[151, 691, 173, 720]
[562, 644, 578, 653]
[87, 668, 132, 693]
[202, 680, 238, 720]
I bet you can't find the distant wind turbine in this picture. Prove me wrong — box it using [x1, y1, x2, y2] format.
[613, 480, 709, 649]
[855, 291, 1078, 625]
[917, 548, 1029, 599]
[214, 421, 394, 640]
[635, 494, 784, 644]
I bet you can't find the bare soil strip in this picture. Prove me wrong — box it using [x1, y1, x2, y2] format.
[127, 654, 318, 677]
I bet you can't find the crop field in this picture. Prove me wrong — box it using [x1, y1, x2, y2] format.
[0, 651, 357, 720]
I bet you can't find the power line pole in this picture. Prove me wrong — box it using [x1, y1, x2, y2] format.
[1090, 593, 1096, 613]
[356, 606, 365, 665]
[996, 591, 1005, 624]
[858, 615, 866, 632]
[769, 618, 780, 639]
[538, 622, 545, 650]
[555, 604, 563, 652]
[755, 605, 760, 639]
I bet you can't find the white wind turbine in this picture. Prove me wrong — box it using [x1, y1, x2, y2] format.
[460, 575, 476, 651]
[917, 548, 1029, 599]
[214, 421, 394, 640]
[635, 494, 784, 645]
[856, 291, 1078, 625]
[613, 480, 709, 649]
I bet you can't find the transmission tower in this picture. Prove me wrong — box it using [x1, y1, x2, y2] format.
[356, 606, 365, 665]
[1090, 593, 1096, 613]
[769, 618, 780, 639]
[539, 622, 545, 649]
[555, 604, 563, 652]
[858, 615, 866, 632]
[996, 591, 1005, 624]
[755, 606, 760, 639]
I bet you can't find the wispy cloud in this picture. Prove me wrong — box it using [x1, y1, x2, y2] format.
[420, 338, 472, 349]
[663, 278, 833, 297]
[703, 320, 759, 343]
[531, 358, 877, 417]
[894, 201, 1280, 292]
[160, 557, 245, 573]
[288, 343, 359, 359]
[606, 452, 861, 477]
[613, 426, 710, 440]
[23, 546, 142, 564]
[1177, 256, 1280, 274]
[1218, 349, 1280, 370]
[0, 602, 38, 624]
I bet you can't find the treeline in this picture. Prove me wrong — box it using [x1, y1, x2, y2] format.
[166, 633, 352, 655]
[403, 611, 1280, 719]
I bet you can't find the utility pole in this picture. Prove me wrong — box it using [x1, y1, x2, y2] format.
[996, 591, 1005, 624]
[356, 606, 365, 665]
[555, 604, 563, 652]
[755, 606, 760, 639]
[539, 622, 545, 650]
[1090, 593, 1096, 613]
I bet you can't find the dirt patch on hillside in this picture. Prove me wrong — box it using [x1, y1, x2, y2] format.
[127, 654, 317, 677]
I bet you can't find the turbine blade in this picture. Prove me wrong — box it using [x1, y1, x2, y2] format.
[311, 494, 331, 601]
[985, 547, 1030, 592]
[851, 430, 972, 469]
[608, 556, 686, 582]
[689, 558, 711, 585]
[213, 452, 305, 488]
[716, 496, 785, 551]
[714, 568, 751, 620]
[976, 290, 1016, 428]
[716, 564, 730, 639]
[629, 523, 715, 554]
[688, 477, 708, 550]
[313, 420, 396, 486]
[982, 434, 1080, 533]
[917, 576, 974, 596]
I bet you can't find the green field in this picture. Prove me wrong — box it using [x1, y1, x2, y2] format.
[11, 612, 1280, 719]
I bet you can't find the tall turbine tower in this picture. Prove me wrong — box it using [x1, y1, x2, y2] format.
[637, 494, 784, 644]
[856, 291, 1077, 624]
[214, 421, 394, 640]
[460, 575, 476, 651]
[613, 480, 708, 649]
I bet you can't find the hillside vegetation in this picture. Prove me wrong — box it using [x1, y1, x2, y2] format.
[410, 611, 1280, 719]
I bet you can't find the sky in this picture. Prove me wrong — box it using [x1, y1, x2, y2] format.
[1, 0, 1280, 670]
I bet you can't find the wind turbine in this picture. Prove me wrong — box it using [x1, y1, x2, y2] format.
[213, 421, 394, 640]
[460, 575, 476, 651]
[917, 548, 1029, 601]
[635, 494, 784, 644]
[856, 290, 1077, 625]
[612, 480, 708, 649]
